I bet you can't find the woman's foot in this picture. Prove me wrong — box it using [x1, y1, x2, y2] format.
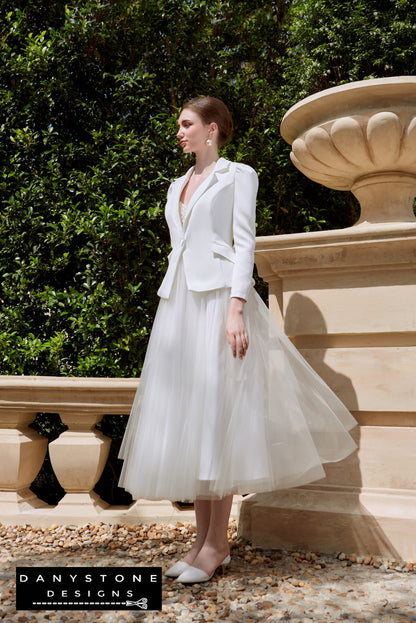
[164, 544, 202, 578]
[178, 543, 230, 579]
[164, 560, 190, 578]
[176, 548, 231, 583]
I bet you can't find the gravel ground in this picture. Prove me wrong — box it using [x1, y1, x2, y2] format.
[0, 520, 415, 622]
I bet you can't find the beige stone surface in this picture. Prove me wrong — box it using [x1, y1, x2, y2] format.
[319, 426, 416, 490]
[0, 375, 139, 414]
[238, 487, 416, 559]
[284, 279, 416, 336]
[301, 347, 416, 412]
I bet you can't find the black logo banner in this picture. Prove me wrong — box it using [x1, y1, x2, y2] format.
[16, 567, 162, 611]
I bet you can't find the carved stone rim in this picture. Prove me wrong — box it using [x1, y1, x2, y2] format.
[280, 76, 416, 144]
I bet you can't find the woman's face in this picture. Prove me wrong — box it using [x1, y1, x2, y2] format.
[176, 108, 212, 154]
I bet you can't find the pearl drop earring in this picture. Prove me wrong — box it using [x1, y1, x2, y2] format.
[206, 138, 213, 146]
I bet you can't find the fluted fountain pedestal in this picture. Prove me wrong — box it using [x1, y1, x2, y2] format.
[239, 77, 416, 560]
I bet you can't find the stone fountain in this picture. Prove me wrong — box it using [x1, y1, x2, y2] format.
[239, 77, 416, 560]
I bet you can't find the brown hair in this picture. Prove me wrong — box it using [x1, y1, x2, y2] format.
[182, 96, 233, 146]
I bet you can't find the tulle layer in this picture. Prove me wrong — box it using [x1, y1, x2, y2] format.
[119, 260, 357, 501]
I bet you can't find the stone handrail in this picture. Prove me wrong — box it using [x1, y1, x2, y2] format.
[1, 376, 234, 526]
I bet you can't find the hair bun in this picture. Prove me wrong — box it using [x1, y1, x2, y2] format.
[182, 97, 233, 146]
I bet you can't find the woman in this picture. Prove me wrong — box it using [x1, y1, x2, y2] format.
[119, 96, 357, 584]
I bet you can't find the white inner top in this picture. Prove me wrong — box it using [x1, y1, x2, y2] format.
[179, 201, 188, 225]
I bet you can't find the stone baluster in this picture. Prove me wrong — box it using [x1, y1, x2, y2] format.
[0, 410, 49, 514]
[49, 410, 111, 516]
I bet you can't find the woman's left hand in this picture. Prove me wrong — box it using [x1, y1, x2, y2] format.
[225, 297, 249, 360]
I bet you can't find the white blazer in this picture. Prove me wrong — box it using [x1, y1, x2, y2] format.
[157, 157, 258, 301]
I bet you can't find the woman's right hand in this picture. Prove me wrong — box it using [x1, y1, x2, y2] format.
[225, 297, 249, 360]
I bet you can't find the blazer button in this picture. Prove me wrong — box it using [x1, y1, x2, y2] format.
[180, 239, 186, 248]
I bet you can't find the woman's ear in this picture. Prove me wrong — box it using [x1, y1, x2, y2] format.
[209, 122, 219, 146]
[210, 122, 218, 136]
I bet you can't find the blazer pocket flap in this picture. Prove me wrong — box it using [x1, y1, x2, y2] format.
[212, 240, 235, 262]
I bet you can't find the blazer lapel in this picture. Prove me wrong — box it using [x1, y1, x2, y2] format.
[168, 167, 194, 231]
[182, 157, 230, 230]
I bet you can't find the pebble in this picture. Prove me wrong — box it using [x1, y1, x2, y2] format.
[0, 521, 415, 622]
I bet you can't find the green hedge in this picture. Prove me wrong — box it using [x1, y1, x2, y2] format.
[1, 0, 415, 377]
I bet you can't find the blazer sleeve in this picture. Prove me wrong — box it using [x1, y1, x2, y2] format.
[230, 163, 259, 300]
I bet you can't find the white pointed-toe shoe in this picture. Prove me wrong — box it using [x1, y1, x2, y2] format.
[164, 561, 191, 578]
[175, 554, 231, 584]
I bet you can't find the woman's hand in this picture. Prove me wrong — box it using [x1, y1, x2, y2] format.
[225, 297, 249, 360]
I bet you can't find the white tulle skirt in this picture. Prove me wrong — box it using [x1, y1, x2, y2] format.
[119, 259, 357, 501]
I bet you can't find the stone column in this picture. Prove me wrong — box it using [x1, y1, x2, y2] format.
[239, 77, 416, 560]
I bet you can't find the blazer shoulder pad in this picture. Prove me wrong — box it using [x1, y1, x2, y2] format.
[234, 161, 258, 178]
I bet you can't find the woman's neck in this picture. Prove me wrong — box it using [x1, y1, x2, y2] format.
[193, 150, 219, 176]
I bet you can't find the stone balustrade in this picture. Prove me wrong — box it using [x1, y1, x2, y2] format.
[0, 376, 242, 526]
